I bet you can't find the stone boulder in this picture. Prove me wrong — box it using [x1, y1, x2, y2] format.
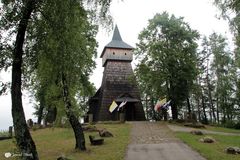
[225, 147, 240, 154]
[57, 156, 71, 160]
[200, 136, 215, 143]
[89, 135, 104, 145]
[83, 125, 99, 132]
[190, 130, 204, 135]
[184, 122, 205, 128]
[99, 128, 113, 137]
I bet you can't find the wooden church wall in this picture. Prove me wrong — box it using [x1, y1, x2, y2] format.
[98, 61, 145, 121]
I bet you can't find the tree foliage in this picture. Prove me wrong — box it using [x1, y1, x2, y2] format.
[213, 0, 240, 127]
[135, 12, 199, 119]
[26, 0, 105, 150]
[0, 0, 114, 155]
[194, 32, 237, 124]
[0, 0, 40, 159]
[214, 0, 240, 67]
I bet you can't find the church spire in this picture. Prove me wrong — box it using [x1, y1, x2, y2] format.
[100, 25, 133, 58]
[112, 25, 122, 41]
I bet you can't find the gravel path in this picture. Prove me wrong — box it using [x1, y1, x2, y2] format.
[167, 124, 240, 136]
[129, 121, 180, 144]
[125, 121, 206, 160]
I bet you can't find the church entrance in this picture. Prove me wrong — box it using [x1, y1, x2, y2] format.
[115, 93, 141, 121]
[124, 102, 136, 121]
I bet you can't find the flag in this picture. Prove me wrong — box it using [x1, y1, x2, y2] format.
[109, 101, 118, 113]
[154, 98, 167, 111]
[118, 101, 127, 111]
[159, 98, 167, 106]
[154, 100, 161, 111]
[162, 100, 171, 110]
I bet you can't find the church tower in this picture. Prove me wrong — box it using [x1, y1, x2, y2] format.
[89, 25, 146, 121]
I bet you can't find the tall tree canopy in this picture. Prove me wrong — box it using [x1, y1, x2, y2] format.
[135, 12, 199, 120]
[1, 0, 40, 159]
[214, 0, 240, 126]
[210, 33, 236, 123]
[0, 0, 114, 157]
[214, 0, 240, 66]
[31, 0, 99, 150]
[195, 32, 237, 124]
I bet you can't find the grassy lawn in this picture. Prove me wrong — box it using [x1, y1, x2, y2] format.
[175, 132, 240, 160]
[204, 125, 240, 134]
[0, 123, 131, 160]
[168, 121, 240, 134]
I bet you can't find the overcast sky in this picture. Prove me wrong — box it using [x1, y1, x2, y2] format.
[0, 0, 232, 130]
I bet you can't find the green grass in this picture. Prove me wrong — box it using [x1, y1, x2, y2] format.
[0, 123, 131, 160]
[168, 121, 240, 134]
[175, 132, 240, 160]
[204, 125, 240, 134]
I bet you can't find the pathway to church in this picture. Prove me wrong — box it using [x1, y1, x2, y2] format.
[125, 121, 206, 160]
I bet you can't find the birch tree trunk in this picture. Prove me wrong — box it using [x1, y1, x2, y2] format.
[62, 73, 86, 150]
[11, 0, 39, 159]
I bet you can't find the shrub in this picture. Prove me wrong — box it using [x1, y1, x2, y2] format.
[222, 120, 240, 130]
[234, 122, 240, 129]
[224, 120, 236, 129]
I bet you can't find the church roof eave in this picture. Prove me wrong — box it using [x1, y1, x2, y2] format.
[100, 25, 134, 58]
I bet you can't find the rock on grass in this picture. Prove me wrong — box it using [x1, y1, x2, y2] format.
[225, 147, 240, 154]
[190, 130, 204, 135]
[199, 136, 215, 143]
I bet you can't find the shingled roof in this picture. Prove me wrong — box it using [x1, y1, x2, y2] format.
[100, 25, 133, 58]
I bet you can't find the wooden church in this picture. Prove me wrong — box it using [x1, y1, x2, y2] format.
[88, 25, 146, 121]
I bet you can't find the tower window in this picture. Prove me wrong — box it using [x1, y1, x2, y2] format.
[125, 53, 127, 55]
[113, 52, 115, 55]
